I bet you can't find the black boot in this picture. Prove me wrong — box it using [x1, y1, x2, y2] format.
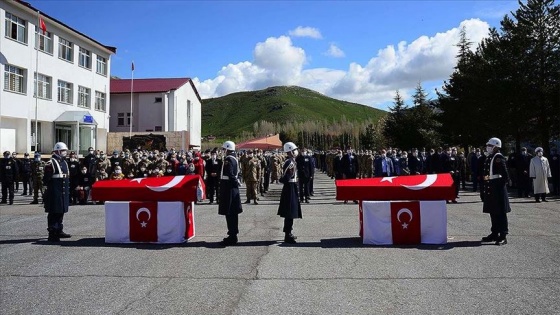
[495, 234, 507, 246]
[47, 229, 60, 242]
[221, 235, 238, 246]
[30, 200, 39, 204]
[481, 233, 498, 242]
[284, 233, 297, 244]
[58, 231, 72, 238]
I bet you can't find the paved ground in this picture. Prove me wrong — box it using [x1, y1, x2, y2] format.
[1, 173, 559, 315]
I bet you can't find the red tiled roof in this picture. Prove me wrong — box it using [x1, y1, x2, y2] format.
[111, 78, 202, 102]
[111, 78, 190, 93]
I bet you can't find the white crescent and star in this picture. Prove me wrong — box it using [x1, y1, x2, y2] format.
[380, 176, 397, 183]
[401, 174, 437, 191]
[397, 208, 413, 229]
[136, 207, 151, 228]
[146, 176, 185, 192]
[130, 178, 145, 183]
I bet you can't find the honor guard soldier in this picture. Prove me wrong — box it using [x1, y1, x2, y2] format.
[43, 142, 71, 242]
[205, 149, 222, 204]
[30, 152, 46, 204]
[278, 142, 302, 244]
[481, 138, 511, 246]
[21, 153, 33, 196]
[1, 151, 19, 204]
[218, 141, 243, 246]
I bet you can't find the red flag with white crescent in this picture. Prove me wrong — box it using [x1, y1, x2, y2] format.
[390, 201, 421, 245]
[129, 201, 158, 242]
[39, 15, 47, 35]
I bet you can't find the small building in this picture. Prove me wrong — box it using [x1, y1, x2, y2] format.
[0, 0, 116, 155]
[109, 78, 202, 148]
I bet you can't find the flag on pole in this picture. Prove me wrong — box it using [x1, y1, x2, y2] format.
[39, 14, 47, 35]
[131, 61, 135, 71]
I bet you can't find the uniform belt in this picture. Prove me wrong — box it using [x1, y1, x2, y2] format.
[51, 174, 68, 178]
[489, 174, 502, 179]
[221, 176, 230, 180]
[288, 179, 298, 183]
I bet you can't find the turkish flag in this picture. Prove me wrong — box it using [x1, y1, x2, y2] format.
[184, 202, 195, 240]
[39, 15, 47, 34]
[129, 201, 158, 242]
[362, 201, 447, 245]
[336, 174, 455, 201]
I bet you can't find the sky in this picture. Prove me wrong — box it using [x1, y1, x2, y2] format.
[28, 0, 520, 110]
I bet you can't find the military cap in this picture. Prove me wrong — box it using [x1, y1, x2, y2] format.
[24, 152, 29, 157]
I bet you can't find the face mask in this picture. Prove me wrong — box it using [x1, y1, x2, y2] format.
[248, 154, 253, 158]
[486, 146, 494, 154]
[35, 158, 40, 162]
[70, 158, 76, 162]
[402, 155, 407, 159]
[211, 154, 217, 159]
[115, 170, 122, 174]
[447, 151, 451, 155]
[128, 174, 134, 178]
[100, 155, 105, 159]
[292, 150, 299, 157]
[113, 154, 118, 158]
[476, 152, 481, 157]
[154, 170, 160, 174]
[537, 152, 543, 157]
[140, 167, 146, 172]
[60, 151, 68, 157]
[412, 152, 417, 157]
[167, 169, 172, 173]
[89, 150, 94, 154]
[81, 170, 87, 174]
[522, 151, 527, 156]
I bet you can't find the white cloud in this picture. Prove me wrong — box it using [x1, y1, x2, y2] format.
[324, 43, 345, 58]
[194, 18, 491, 109]
[288, 26, 323, 39]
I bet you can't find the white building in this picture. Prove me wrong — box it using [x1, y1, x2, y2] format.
[110, 78, 202, 147]
[0, 0, 115, 155]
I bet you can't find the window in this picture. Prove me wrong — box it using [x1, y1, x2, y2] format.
[95, 91, 106, 111]
[58, 37, 73, 62]
[78, 86, 90, 108]
[35, 27, 53, 54]
[57, 80, 73, 104]
[4, 64, 26, 94]
[96, 56, 107, 75]
[117, 112, 131, 127]
[155, 97, 162, 103]
[5, 12, 27, 43]
[34, 73, 52, 99]
[79, 48, 91, 69]
[154, 126, 162, 131]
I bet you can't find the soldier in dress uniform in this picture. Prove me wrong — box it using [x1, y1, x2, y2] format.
[1, 151, 18, 204]
[278, 142, 302, 244]
[21, 153, 33, 196]
[30, 152, 45, 204]
[481, 138, 511, 246]
[205, 149, 222, 204]
[67, 151, 81, 205]
[296, 148, 313, 203]
[43, 142, 71, 242]
[218, 141, 243, 246]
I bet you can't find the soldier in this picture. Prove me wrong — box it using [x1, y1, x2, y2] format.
[333, 149, 344, 180]
[271, 153, 281, 184]
[263, 151, 272, 193]
[1, 151, 19, 204]
[30, 152, 46, 204]
[296, 148, 313, 203]
[481, 137, 510, 246]
[135, 162, 150, 178]
[83, 147, 97, 178]
[458, 150, 467, 189]
[242, 150, 261, 205]
[364, 150, 375, 178]
[442, 147, 459, 203]
[278, 142, 302, 244]
[257, 149, 267, 197]
[470, 148, 481, 192]
[205, 149, 222, 204]
[11, 152, 22, 193]
[109, 150, 122, 176]
[96, 151, 111, 177]
[122, 150, 136, 175]
[43, 142, 71, 242]
[219, 141, 243, 246]
[20, 153, 33, 196]
[67, 151, 81, 205]
[75, 166, 93, 205]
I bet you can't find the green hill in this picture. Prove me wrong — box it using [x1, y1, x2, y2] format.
[202, 86, 387, 137]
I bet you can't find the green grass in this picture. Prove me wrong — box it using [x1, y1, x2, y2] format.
[202, 86, 387, 137]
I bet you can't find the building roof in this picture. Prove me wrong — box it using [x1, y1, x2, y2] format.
[110, 78, 202, 102]
[14, 0, 116, 54]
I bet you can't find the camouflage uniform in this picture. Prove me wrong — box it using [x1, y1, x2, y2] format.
[30, 155, 45, 204]
[242, 154, 261, 204]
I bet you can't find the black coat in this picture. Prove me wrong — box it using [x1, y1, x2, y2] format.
[43, 155, 70, 214]
[0, 158, 19, 182]
[218, 155, 242, 216]
[296, 154, 313, 181]
[278, 158, 302, 219]
[341, 153, 359, 179]
[408, 155, 422, 175]
[482, 152, 511, 214]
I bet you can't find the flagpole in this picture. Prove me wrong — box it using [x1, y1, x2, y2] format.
[129, 61, 134, 139]
[34, 11, 40, 152]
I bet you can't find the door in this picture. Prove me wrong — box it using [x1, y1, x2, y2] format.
[55, 124, 72, 149]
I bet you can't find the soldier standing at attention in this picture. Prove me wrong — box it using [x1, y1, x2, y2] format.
[1, 151, 18, 204]
[219, 141, 243, 246]
[67, 151, 81, 205]
[21, 153, 33, 196]
[205, 149, 222, 204]
[243, 150, 261, 205]
[43, 143, 71, 242]
[278, 142, 302, 244]
[481, 138, 510, 246]
[30, 152, 45, 204]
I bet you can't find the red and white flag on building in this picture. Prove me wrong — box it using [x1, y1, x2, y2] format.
[362, 200, 447, 245]
[39, 14, 47, 35]
[105, 201, 194, 243]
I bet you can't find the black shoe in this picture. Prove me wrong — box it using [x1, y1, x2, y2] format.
[344, 200, 348, 204]
[8, 200, 13, 205]
[536, 200, 541, 203]
[284, 234, 297, 244]
[495, 237, 507, 246]
[0, 200, 6, 204]
[253, 200, 259, 205]
[542, 199, 548, 202]
[481, 234, 498, 242]
[305, 199, 310, 204]
[451, 200, 458, 204]
[209, 201, 214, 204]
[221, 236, 238, 246]
[244, 200, 250, 204]
[58, 231, 72, 238]
[30, 200, 38, 204]
[21, 193, 27, 196]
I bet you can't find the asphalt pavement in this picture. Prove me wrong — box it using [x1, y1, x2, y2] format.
[1, 173, 559, 315]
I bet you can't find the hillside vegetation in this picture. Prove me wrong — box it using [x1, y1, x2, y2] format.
[201, 86, 386, 137]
